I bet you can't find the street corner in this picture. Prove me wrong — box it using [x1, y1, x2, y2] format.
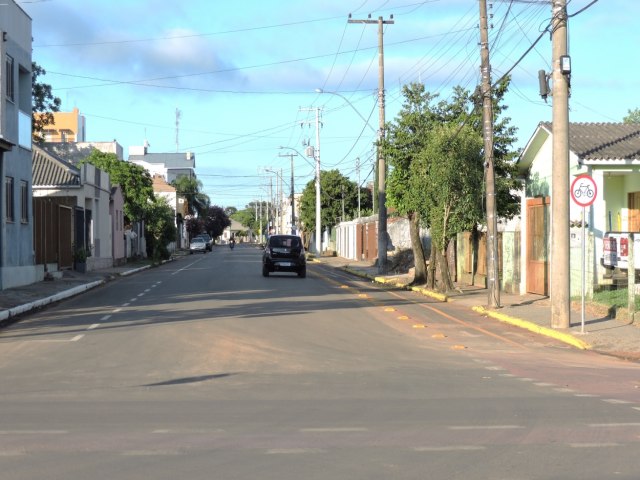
[472, 305, 591, 351]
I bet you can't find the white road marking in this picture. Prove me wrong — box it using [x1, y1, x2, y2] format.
[88, 324, 100, 330]
[0, 430, 68, 435]
[70, 335, 84, 342]
[144, 289, 151, 293]
[100, 315, 111, 321]
[574, 393, 598, 397]
[484, 366, 506, 371]
[569, 443, 621, 448]
[603, 399, 633, 405]
[414, 445, 486, 452]
[588, 423, 640, 428]
[448, 425, 524, 431]
[121, 303, 130, 307]
[517, 378, 534, 382]
[137, 293, 145, 297]
[499, 373, 516, 377]
[113, 308, 122, 313]
[122, 450, 183, 456]
[129, 298, 137, 303]
[554, 388, 575, 393]
[300, 427, 368, 433]
[534, 382, 555, 387]
[265, 448, 325, 454]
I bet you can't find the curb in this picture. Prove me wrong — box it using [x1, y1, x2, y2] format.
[332, 262, 592, 352]
[472, 305, 591, 350]
[0, 264, 153, 324]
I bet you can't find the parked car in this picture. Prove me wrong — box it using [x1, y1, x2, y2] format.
[262, 234, 306, 278]
[195, 233, 213, 251]
[189, 237, 207, 254]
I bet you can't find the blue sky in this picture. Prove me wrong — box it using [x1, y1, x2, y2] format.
[22, 0, 638, 210]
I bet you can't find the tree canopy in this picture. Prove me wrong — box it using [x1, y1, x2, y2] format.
[32, 62, 61, 144]
[299, 169, 371, 237]
[623, 108, 640, 124]
[171, 176, 210, 217]
[83, 149, 155, 224]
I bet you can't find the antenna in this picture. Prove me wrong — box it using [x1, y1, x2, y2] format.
[175, 108, 182, 152]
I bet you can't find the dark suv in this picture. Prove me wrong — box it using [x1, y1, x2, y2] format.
[262, 235, 306, 278]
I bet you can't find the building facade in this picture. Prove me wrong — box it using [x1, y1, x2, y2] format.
[0, 1, 37, 289]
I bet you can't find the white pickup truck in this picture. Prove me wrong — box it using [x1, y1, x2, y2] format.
[602, 231, 640, 271]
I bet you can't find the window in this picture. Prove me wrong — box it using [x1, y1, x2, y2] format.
[20, 181, 28, 223]
[5, 177, 14, 222]
[5, 55, 14, 102]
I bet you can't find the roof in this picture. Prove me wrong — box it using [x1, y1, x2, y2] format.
[32, 145, 81, 187]
[540, 122, 640, 161]
[128, 152, 195, 169]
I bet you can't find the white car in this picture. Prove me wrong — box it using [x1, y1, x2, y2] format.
[189, 237, 207, 254]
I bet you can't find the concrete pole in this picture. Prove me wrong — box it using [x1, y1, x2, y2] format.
[551, 0, 571, 329]
[479, 0, 500, 308]
[376, 16, 388, 274]
[315, 107, 322, 255]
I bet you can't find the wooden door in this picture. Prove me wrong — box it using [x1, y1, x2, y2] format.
[628, 192, 640, 231]
[527, 197, 550, 295]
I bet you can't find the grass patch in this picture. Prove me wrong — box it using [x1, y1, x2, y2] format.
[589, 288, 640, 310]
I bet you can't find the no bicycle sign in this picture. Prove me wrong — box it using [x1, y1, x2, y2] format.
[571, 174, 597, 208]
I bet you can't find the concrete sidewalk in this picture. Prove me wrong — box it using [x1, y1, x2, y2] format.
[314, 255, 640, 362]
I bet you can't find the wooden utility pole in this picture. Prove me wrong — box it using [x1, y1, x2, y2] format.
[551, 0, 570, 328]
[479, 0, 500, 308]
[348, 14, 394, 274]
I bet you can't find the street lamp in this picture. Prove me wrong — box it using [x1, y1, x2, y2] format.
[315, 88, 376, 133]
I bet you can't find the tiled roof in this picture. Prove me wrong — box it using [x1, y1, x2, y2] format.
[541, 122, 640, 161]
[32, 145, 81, 187]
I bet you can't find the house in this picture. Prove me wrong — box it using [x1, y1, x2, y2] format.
[222, 219, 247, 243]
[517, 122, 640, 296]
[128, 144, 196, 183]
[0, 1, 38, 289]
[152, 174, 188, 250]
[32, 145, 114, 271]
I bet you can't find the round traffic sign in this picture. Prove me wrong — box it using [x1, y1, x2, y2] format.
[571, 174, 597, 207]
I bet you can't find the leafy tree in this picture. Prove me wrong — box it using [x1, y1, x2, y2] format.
[144, 197, 177, 261]
[225, 206, 238, 216]
[172, 176, 210, 217]
[299, 170, 365, 240]
[83, 149, 154, 224]
[32, 62, 61, 144]
[204, 205, 231, 239]
[232, 201, 269, 239]
[623, 108, 640, 124]
[384, 83, 442, 283]
[417, 123, 484, 292]
[185, 216, 203, 240]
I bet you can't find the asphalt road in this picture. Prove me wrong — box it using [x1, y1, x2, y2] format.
[1, 244, 639, 479]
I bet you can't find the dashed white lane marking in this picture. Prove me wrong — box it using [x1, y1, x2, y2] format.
[265, 448, 325, 455]
[554, 388, 575, 393]
[517, 378, 534, 382]
[100, 315, 111, 321]
[113, 308, 122, 313]
[575, 393, 598, 397]
[88, 324, 100, 330]
[633, 407, 640, 412]
[484, 366, 506, 371]
[0, 451, 25, 456]
[129, 298, 137, 303]
[144, 289, 151, 293]
[534, 382, 555, 387]
[588, 423, 640, 428]
[0, 430, 68, 435]
[137, 293, 145, 297]
[122, 450, 183, 456]
[569, 443, 621, 448]
[300, 427, 368, 433]
[414, 445, 486, 452]
[70, 334, 84, 342]
[499, 373, 516, 377]
[122, 303, 130, 307]
[603, 399, 633, 405]
[448, 425, 524, 431]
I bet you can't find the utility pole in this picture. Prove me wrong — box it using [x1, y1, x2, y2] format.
[356, 157, 361, 218]
[479, 0, 500, 308]
[551, 0, 571, 328]
[348, 14, 394, 274]
[301, 107, 323, 254]
[279, 152, 296, 235]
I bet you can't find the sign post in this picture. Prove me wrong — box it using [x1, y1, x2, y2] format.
[570, 174, 597, 334]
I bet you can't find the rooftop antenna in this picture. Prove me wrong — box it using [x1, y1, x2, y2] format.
[175, 108, 182, 152]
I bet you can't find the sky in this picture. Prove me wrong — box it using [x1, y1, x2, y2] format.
[20, 0, 639, 210]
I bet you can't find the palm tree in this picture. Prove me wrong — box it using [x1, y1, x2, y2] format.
[172, 176, 210, 217]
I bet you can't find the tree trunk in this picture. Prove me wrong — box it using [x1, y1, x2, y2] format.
[437, 240, 455, 293]
[409, 211, 427, 284]
[427, 243, 436, 289]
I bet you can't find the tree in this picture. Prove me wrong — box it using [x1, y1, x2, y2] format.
[83, 149, 154, 225]
[171, 176, 210, 217]
[204, 205, 231, 239]
[32, 62, 61, 144]
[144, 197, 177, 261]
[384, 83, 442, 284]
[418, 123, 484, 292]
[623, 108, 640, 124]
[298, 169, 364, 241]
